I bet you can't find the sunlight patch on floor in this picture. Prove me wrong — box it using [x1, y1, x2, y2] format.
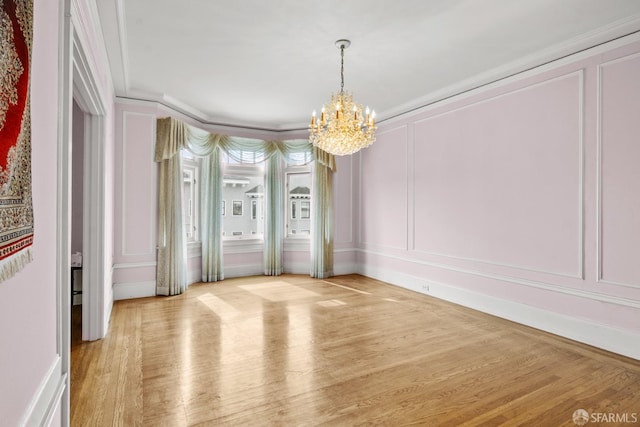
[197, 293, 241, 317]
[238, 281, 320, 302]
[321, 280, 372, 295]
[316, 299, 347, 307]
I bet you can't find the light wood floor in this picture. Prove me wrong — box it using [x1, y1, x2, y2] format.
[70, 274, 640, 426]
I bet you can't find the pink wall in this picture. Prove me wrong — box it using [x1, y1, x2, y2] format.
[113, 103, 160, 292]
[599, 52, 640, 287]
[412, 73, 581, 276]
[0, 0, 61, 423]
[357, 36, 640, 356]
[361, 126, 408, 250]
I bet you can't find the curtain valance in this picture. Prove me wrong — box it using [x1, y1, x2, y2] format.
[155, 117, 336, 171]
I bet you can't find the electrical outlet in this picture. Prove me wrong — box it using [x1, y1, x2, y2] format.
[422, 284, 429, 292]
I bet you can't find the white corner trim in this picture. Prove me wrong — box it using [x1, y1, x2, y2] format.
[20, 356, 67, 427]
[359, 264, 640, 361]
[113, 281, 156, 300]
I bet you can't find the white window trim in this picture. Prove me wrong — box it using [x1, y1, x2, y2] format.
[182, 152, 201, 244]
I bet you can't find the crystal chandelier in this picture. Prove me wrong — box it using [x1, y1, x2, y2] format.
[309, 39, 376, 156]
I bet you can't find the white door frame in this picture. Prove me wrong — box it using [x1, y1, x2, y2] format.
[58, 0, 109, 423]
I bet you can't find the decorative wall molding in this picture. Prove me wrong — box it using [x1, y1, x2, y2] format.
[359, 264, 640, 360]
[410, 249, 582, 281]
[20, 356, 66, 427]
[113, 261, 156, 269]
[357, 248, 640, 310]
[358, 124, 409, 251]
[120, 110, 156, 257]
[406, 123, 415, 252]
[596, 52, 640, 290]
[409, 71, 585, 280]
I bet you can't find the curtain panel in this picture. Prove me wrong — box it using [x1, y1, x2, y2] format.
[311, 147, 335, 279]
[154, 117, 336, 294]
[264, 154, 283, 275]
[155, 118, 188, 295]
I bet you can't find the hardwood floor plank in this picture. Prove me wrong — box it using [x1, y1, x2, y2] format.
[70, 274, 640, 426]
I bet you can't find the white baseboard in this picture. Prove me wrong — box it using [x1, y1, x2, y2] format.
[113, 281, 156, 300]
[283, 262, 310, 275]
[359, 264, 640, 361]
[21, 356, 66, 427]
[282, 261, 357, 276]
[224, 263, 263, 279]
[187, 268, 201, 286]
[334, 261, 357, 276]
[117, 263, 348, 296]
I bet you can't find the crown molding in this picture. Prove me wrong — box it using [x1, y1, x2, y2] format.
[380, 17, 640, 126]
[109, 12, 640, 133]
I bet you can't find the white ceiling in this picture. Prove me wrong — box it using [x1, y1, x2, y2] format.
[96, 0, 640, 131]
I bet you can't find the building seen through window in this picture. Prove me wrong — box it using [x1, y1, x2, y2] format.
[222, 162, 264, 240]
[287, 172, 311, 236]
[183, 149, 312, 243]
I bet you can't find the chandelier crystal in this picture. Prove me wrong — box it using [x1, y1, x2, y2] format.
[309, 39, 376, 156]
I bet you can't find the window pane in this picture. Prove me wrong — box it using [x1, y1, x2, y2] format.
[222, 165, 264, 240]
[301, 201, 310, 219]
[286, 172, 311, 237]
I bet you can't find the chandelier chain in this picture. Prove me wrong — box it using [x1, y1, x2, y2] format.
[340, 45, 345, 93]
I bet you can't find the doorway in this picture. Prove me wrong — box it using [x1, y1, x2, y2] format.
[71, 99, 85, 346]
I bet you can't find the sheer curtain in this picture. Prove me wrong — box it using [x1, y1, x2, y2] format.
[311, 147, 336, 279]
[186, 129, 228, 282]
[264, 153, 283, 275]
[155, 117, 335, 294]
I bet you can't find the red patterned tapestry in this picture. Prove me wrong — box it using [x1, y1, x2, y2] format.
[0, 0, 33, 281]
